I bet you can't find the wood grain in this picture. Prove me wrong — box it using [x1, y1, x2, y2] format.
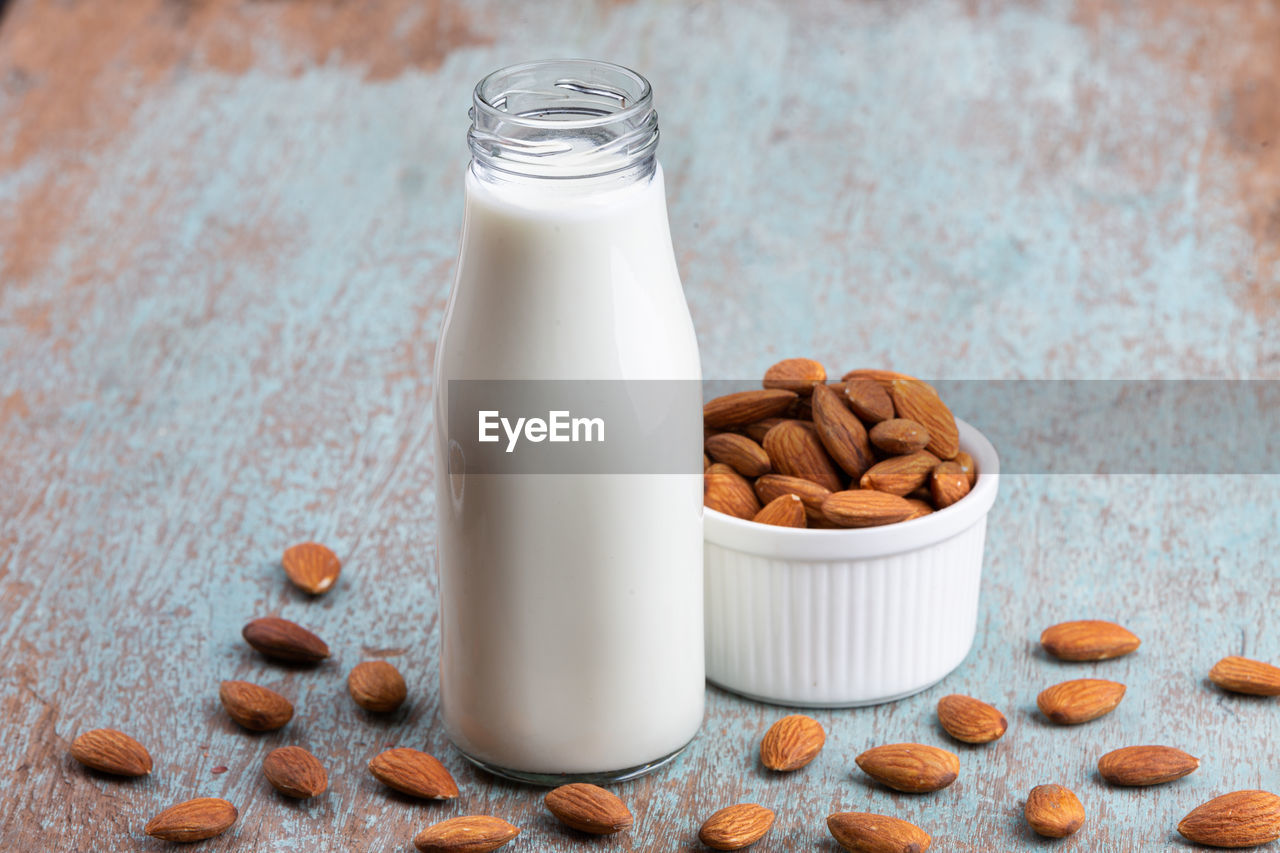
[1, 0, 1277, 849]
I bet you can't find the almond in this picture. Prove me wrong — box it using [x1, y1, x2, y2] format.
[1098, 745, 1199, 786]
[262, 746, 328, 799]
[1209, 655, 1280, 696]
[368, 747, 459, 799]
[704, 389, 798, 429]
[69, 728, 152, 776]
[703, 452, 710, 471]
[843, 379, 895, 425]
[763, 357, 826, 395]
[348, 660, 408, 712]
[1025, 784, 1085, 838]
[740, 417, 791, 444]
[1037, 678, 1126, 724]
[1040, 620, 1141, 661]
[953, 450, 977, 487]
[705, 433, 772, 478]
[888, 380, 959, 460]
[544, 783, 632, 834]
[869, 419, 930, 455]
[219, 680, 294, 731]
[841, 368, 918, 391]
[928, 461, 970, 509]
[859, 451, 939, 496]
[855, 743, 959, 793]
[936, 695, 1007, 744]
[762, 420, 843, 491]
[754, 474, 831, 523]
[1178, 790, 1280, 848]
[414, 816, 520, 853]
[753, 495, 806, 528]
[760, 714, 825, 771]
[705, 464, 762, 519]
[827, 811, 932, 852]
[904, 498, 934, 520]
[144, 798, 238, 842]
[242, 616, 330, 664]
[811, 383, 875, 478]
[822, 490, 916, 528]
[282, 541, 341, 595]
[698, 803, 775, 850]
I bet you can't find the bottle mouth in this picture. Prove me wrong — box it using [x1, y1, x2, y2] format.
[468, 59, 659, 180]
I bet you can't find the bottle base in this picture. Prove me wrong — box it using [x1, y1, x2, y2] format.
[455, 739, 692, 787]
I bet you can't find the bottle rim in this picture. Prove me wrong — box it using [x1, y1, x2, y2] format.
[471, 59, 653, 131]
[468, 59, 659, 181]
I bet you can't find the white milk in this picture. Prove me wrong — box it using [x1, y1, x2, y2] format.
[433, 157, 704, 778]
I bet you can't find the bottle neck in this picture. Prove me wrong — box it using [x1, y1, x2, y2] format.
[467, 60, 659, 190]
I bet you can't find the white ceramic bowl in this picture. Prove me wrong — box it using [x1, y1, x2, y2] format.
[704, 418, 999, 707]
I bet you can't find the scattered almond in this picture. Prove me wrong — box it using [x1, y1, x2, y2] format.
[936, 695, 1007, 744]
[1097, 745, 1199, 786]
[888, 380, 959, 460]
[368, 747, 459, 799]
[762, 420, 844, 492]
[859, 450, 939, 496]
[705, 464, 762, 519]
[1037, 678, 1126, 724]
[144, 798, 238, 842]
[698, 803, 775, 850]
[869, 419, 930, 455]
[1178, 790, 1280, 848]
[706, 433, 772, 478]
[763, 357, 826, 395]
[242, 616, 331, 664]
[544, 783, 632, 835]
[414, 815, 520, 853]
[753, 494, 806, 527]
[754, 474, 831, 523]
[704, 390, 798, 429]
[855, 743, 959, 793]
[928, 461, 969, 509]
[760, 714, 825, 771]
[348, 660, 408, 712]
[823, 490, 916, 528]
[1025, 784, 1085, 838]
[262, 746, 328, 799]
[1040, 620, 1141, 661]
[1209, 655, 1280, 696]
[843, 379, 895, 424]
[219, 680, 294, 731]
[282, 541, 341, 595]
[69, 728, 152, 776]
[827, 811, 932, 852]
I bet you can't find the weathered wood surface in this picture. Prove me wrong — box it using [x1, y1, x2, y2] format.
[1, 0, 1277, 849]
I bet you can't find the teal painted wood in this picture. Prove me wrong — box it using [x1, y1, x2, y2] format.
[1, 0, 1277, 849]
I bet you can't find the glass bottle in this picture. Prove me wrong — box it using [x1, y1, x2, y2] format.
[432, 60, 704, 784]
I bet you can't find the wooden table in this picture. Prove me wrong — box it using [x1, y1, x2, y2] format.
[2, 0, 1277, 849]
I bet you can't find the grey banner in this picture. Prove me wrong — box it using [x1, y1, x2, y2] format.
[446, 380, 704, 474]
[449, 379, 1280, 474]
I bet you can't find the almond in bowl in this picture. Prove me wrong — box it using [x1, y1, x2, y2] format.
[703, 364, 974, 528]
[702, 360, 999, 707]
